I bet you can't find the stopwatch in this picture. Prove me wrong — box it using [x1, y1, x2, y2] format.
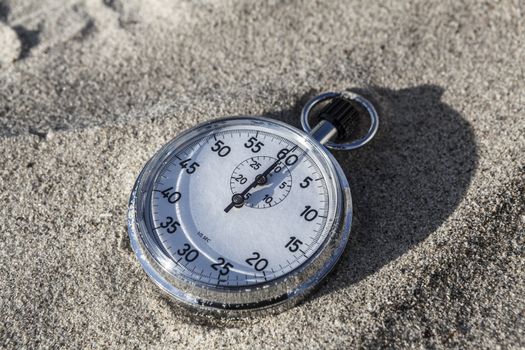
[127, 91, 379, 316]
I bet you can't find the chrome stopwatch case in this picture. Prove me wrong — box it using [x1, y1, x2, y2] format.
[127, 91, 379, 316]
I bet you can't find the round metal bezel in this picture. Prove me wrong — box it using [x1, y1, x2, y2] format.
[127, 116, 352, 316]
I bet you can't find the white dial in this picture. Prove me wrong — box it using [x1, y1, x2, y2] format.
[146, 122, 339, 287]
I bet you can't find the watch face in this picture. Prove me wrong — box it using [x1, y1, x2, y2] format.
[129, 117, 351, 313]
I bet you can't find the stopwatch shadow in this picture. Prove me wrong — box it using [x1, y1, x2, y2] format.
[267, 85, 478, 297]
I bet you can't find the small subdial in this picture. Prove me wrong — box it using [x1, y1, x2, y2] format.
[230, 156, 293, 209]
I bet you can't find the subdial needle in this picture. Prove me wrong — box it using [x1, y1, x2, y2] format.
[224, 145, 297, 213]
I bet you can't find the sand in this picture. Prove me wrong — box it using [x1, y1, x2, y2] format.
[0, 0, 524, 348]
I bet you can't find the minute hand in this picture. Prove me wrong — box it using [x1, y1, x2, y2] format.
[223, 145, 297, 213]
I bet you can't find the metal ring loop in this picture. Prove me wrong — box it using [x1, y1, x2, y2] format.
[300, 91, 379, 151]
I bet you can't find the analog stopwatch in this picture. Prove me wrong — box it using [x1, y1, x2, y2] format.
[127, 91, 379, 315]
